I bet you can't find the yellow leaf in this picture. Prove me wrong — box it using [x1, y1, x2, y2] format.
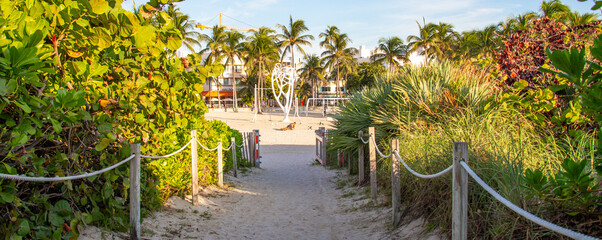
[99, 99, 110, 108]
[67, 50, 83, 58]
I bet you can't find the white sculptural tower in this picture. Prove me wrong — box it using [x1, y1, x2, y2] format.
[270, 63, 296, 122]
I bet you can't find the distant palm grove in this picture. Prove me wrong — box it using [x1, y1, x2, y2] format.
[169, 0, 600, 108]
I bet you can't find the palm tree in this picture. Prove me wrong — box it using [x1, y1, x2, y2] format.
[222, 31, 245, 112]
[276, 16, 314, 72]
[407, 19, 437, 65]
[564, 11, 599, 26]
[541, 0, 570, 20]
[503, 13, 538, 33]
[432, 22, 458, 60]
[299, 54, 325, 104]
[371, 37, 408, 80]
[276, 16, 314, 110]
[164, 5, 202, 53]
[199, 25, 226, 65]
[319, 26, 340, 48]
[321, 32, 356, 99]
[199, 25, 226, 108]
[244, 27, 280, 113]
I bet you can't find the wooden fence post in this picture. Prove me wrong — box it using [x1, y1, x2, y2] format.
[348, 150, 352, 175]
[358, 131, 364, 185]
[191, 130, 198, 206]
[246, 132, 253, 166]
[391, 138, 402, 226]
[254, 129, 260, 168]
[231, 137, 237, 178]
[452, 142, 469, 240]
[368, 127, 377, 201]
[250, 132, 256, 167]
[337, 150, 341, 168]
[319, 127, 326, 165]
[129, 143, 141, 240]
[218, 141, 223, 187]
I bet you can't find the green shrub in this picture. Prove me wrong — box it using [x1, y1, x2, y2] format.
[0, 1, 237, 238]
[329, 61, 601, 238]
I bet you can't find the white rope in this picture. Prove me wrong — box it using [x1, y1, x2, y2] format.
[459, 161, 599, 240]
[392, 151, 453, 179]
[223, 143, 232, 151]
[359, 136, 369, 144]
[197, 139, 219, 151]
[369, 135, 392, 158]
[141, 139, 192, 159]
[0, 155, 135, 182]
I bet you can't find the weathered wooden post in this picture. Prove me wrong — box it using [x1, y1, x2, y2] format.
[231, 137, 237, 178]
[391, 138, 402, 226]
[452, 142, 469, 240]
[218, 141, 223, 187]
[358, 131, 365, 185]
[250, 132, 256, 167]
[253, 129, 260, 168]
[191, 130, 198, 206]
[319, 127, 326, 165]
[246, 132, 252, 166]
[129, 143, 141, 240]
[348, 151, 353, 175]
[368, 127, 377, 201]
[337, 150, 342, 168]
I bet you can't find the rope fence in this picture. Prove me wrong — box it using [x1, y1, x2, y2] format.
[0, 129, 261, 240]
[319, 126, 599, 240]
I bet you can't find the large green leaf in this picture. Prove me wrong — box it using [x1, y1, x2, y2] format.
[94, 138, 110, 151]
[89, 0, 109, 15]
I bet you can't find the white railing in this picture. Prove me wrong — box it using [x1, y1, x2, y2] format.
[0, 129, 259, 240]
[324, 126, 599, 240]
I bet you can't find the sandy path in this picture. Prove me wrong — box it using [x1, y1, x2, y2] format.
[81, 108, 442, 240]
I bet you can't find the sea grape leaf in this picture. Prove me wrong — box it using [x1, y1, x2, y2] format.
[89, 0, 109, 15]
[95, 138, 110, 151]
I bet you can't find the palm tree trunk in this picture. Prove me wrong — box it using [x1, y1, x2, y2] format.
[231, 56, 238, 112]
[258, 61, 263, 114]
[336, 61, 340, 100]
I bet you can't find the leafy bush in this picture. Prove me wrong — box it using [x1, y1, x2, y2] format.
[0, 0, 238, 238]
[328, 61, 601, 238]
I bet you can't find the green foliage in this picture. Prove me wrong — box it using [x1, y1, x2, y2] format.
[329, 61, 601, 238]
[0, 0, 233, 238]
[346, 62, 386, 91]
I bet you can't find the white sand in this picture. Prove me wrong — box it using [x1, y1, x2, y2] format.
[80, 108, 443, 240]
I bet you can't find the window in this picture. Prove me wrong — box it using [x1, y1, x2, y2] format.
[220, 78, 230, 85]
[234, 65, 243, 73]
[321, 87, 331, 92]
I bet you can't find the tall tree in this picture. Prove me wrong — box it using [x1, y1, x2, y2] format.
[321, 32, 356, 98]
[244, 27, 279, 113]
[199, 25, 226, 108]
[432, 22, 458, 59]
[564, 11, 600, 26]
[222, 31, 245, 112]
[276, 16, 314, 106]
[276, 16, 314, 71]
[371, 36, 408, 80]
[319, 26, 340, 48]
[540, 0, 570, 20]
[407, 19, 436, 65]
[164, 4, 202, 53]
[299, 54, 325, 102]
[199, 25, 226, 65]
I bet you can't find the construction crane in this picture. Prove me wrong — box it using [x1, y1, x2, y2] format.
[196, 13, 258, 32]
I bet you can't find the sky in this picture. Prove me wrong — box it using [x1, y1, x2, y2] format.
[122, 0, 598, 57]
